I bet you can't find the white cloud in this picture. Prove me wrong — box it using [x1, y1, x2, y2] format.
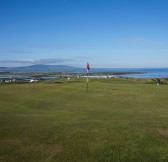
[0, 58, 74, 65]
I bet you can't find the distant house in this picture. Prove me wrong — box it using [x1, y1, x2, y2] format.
[30, 79, 38, 83]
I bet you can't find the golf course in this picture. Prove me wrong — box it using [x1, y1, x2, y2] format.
[0, 78, 168, 162]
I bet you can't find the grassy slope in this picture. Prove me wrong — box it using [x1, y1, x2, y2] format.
[0, 78, 168, 162]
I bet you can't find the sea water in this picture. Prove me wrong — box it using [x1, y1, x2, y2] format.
[0, 68, 168, 79]
[88, 68, 168, 78]
[103, 68, 168, 78]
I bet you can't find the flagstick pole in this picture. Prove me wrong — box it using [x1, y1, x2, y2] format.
[86, 69, 89, 93]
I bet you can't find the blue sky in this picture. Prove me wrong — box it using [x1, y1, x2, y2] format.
[0, 0, 168, 68]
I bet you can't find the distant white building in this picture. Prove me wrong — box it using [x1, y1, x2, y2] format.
[30, 79, 38, 83]
[81, 75, 116, 79]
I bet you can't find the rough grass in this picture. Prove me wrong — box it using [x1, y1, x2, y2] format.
[0, 78, 168, 162]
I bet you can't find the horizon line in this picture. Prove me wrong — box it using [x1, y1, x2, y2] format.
[0, 64, 168, 69]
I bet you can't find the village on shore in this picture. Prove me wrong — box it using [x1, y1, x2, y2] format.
[0, 71, 143, 84]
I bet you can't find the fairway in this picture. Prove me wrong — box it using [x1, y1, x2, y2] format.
[0, 78, 168, 162]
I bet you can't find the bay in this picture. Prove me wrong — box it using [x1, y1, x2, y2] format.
[0, 68, 168, 79]
[113, 68, 168, 78]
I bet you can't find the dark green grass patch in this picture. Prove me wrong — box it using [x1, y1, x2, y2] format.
[0, 78, 168, 162]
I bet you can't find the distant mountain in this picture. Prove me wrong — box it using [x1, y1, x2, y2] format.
[0, 64, 85, 73]
[0, 67, 8, 70]
[1, 64, 154, 74]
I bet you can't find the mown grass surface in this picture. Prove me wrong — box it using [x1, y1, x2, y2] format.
[0, 78, 168, 162]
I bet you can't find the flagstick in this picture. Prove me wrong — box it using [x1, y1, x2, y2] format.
[86, 62, 90, 93]
[86, 69, 89, 93]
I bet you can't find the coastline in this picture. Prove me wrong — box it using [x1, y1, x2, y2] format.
[0, 68, 168, 79]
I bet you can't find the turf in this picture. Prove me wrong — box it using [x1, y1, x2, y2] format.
[0, 78, 168, 162]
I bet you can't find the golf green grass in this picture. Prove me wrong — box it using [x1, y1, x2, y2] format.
[0, 78, 168, 162]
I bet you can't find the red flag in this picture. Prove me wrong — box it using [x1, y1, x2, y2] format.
[86, 62, 90, 70]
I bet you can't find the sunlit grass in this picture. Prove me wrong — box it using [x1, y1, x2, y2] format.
[0, 78, 168, 162]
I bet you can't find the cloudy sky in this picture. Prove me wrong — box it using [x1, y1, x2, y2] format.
[0, 0, 168, 68]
